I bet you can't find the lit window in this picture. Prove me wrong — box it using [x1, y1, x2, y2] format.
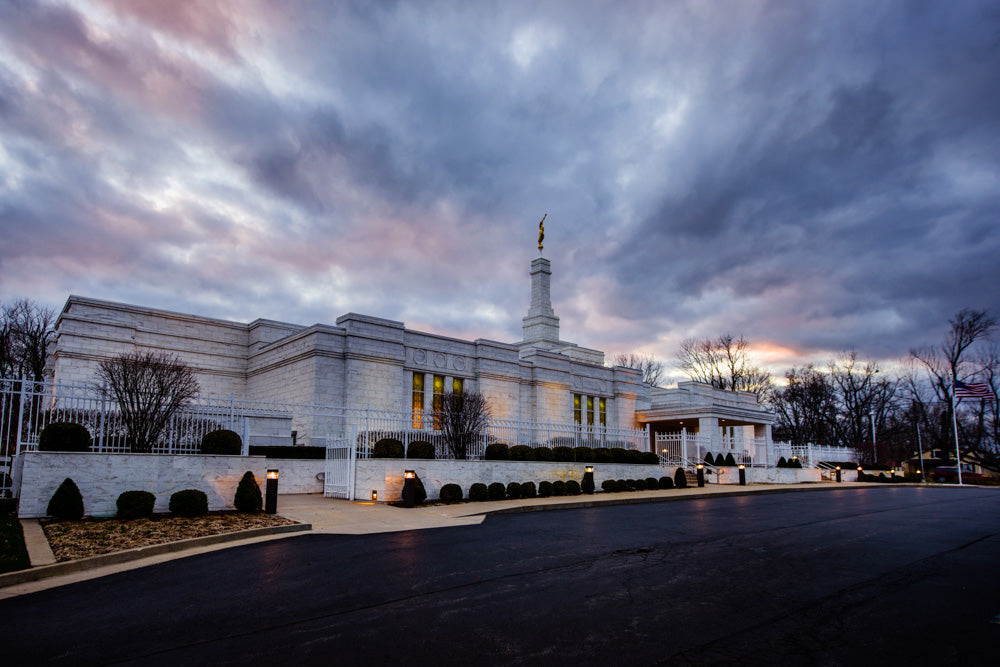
[587, 396, 594, 425]
[433, 375, 444, 429]
[599, 397, 606, 426]
[453, 377, 463, 395]
[573, 394, 582, 424]
[412, 373, 424, 428]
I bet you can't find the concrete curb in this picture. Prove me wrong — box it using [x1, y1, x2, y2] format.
[0, 522, 311, 588]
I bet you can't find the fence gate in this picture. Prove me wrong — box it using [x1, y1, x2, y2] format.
[324, 429, 356, 500]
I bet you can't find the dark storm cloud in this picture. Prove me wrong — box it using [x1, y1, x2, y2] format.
[2, 0, 999, 375]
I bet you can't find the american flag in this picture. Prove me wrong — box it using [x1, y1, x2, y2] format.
[954, 379, 994, 399]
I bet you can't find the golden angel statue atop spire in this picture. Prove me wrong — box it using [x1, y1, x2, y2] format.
[537, 213, 546, 252]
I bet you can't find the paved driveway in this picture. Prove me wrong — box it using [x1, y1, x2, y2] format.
[4, 486, 999, 665]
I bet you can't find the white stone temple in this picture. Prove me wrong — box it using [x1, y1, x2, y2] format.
[46, 253, 774, 454]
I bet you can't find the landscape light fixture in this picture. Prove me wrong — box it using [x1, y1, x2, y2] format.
[371, 490, 378, 501]
[402, 470, 417, 508]
[264, 469, 279, 514]
[835, 466, 842, 483]
[738, 464, 746, 486]
[696, 464, 705, 488]
[582, 466, 595, 494]
[857, 466, 864, 482]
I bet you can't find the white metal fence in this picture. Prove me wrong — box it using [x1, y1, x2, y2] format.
[772, 442, 857, 468]
[655, 431, 771, 468]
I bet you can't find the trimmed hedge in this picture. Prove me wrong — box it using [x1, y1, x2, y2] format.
[38, 422, 91, 453]
[372, 439, 404, 458]
[566, 480, 582, 495]
[777, 456, 788, 468]
[521, 481, 537, 498]
[487, 482, 507, 501]
[200, 429, 241, 455]
[248, 445, 326, 460]
[724, 453, 737, 467]
[116, 490, 155, 519]
[169, 489, 208, 517]
[234, 471, 262, 512]
[705, 451, 715, 465]
[574, 446, 595, 462]
[533, 447, 553, 462]
[538, 481, 553, 497]
[406, 441, 435, 460]
[506, 482, 523, 500]
[484, 443, 510, 460]
[552, 480, 567, 496]
[658, 476, 674, 490]
[674, 467, 688, 489]
[439, 483, 463, 503]
[593, 448, 613, 464]
[552, 446, 575, 462]
[601, 479, 617, 493]
[47, 478, 84, 519]
[714, 453, 725, 467]
[627, 478, 639, 491]
[469, 483, 489, 502]
[510, 445, 534, 461]
[644, 477, 659, 489]
[641, 452, 660, 465]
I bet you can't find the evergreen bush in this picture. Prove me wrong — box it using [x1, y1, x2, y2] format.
[714, 453, 726, 467]
[566, 480, 582, 495]
[200, 429, 242, 455]
[439, 483, 463, 503]
[487, 482, 507, 501]
[610, 447, 628, 463]
[116, 490, 155, 519]
[406, 441, 435, 460]
[645, 477, 659, 489]
[234, 471, 262, 512]
[469, 483, 489, 502]
[247, 445, 325, 459]
[409, 473, 428, 505]
[593, 448, 613, 463]
[538, 481, 553, 497]
[533, 447, 554, 462]
[626, 479, 638, 491]
[552, 446, 575, 462]
[484, 443, 510, 460]
[674, 467, 688, 489]
[372, 439, 404, 458]
[509, 445, 534, 461]
[658, 476, 674, 490]
[641, 452, 660, 465]
[552, 480, 567, 496]
[573, 446, 594, 462]
[47, 478, 84, 519]
[616, 479, 628, 492]
[38, 422, 91, 453]
[724, 453, 737, 467]
[169, 489, 208, 517]
[624, 449, 643, 464]
[777, 456, 787, 468]
[704, 451, 715, 465]
[520, 481, 537, 498]
[789, 458, 803, 469]
[506, 482, 523, 500]
[601, 479, 617, 493]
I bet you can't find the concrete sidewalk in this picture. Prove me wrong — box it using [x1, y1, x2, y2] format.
[2, 481, 882, 598]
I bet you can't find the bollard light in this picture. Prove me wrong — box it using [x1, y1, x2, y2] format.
[585, 466, 594, 473]
[857, 466, 864, 482]
[402, 470, 416, 508]
[264, 468, 279, 514]
[582, 466, 595, 494]
[738, 464, 746, 486]
[696, 464, 705, 488]
[835, 466, 842, 483]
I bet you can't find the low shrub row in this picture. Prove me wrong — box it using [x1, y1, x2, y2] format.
[703, 452, 743, 467]
[600, 476, 675, 492]
[776, 457, 803, 469]
[436, 479, 585, 503]
[46, 470, 266, 520]
[484, 443, 659, 465]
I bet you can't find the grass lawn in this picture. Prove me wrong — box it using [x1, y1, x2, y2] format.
[0, 514, 31, 573]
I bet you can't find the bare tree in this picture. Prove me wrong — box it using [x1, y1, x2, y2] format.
[439, 391, 491, 460]
[827, 351, 898, 464]
[771, 365, 838, 446]
[97, 352, 200, 453]
[1, 299, 56, 381]
[676, 334, 772, 399]
[613, 352, 666, 387]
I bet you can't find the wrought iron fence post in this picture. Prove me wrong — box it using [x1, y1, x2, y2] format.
[15, 375, 27, 455]
[98, 382, 108, 453]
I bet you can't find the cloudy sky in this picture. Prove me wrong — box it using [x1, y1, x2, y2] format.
[2, 0, 999, 379]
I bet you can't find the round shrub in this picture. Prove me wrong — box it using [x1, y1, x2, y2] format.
[509, 445, 534, 461]
[610, 447, 628, 463]
[601, 479, 617, 493]
[200, 429, 241, 455]
[552, 480, 567, 496]
[566, 480, 582, 495]
[469, 483, 489, 502]
[169, 489, 208, 517]
[574, 446, 595, 462]
[614, 479, 626, 492]
[116, 490, 155, 519]
[484, 443, 510, 460]
[47, 478, 84, 519]
[234, 471, 263, 512]
[487, 482, 507, 501]
[624, 449, 643, 464]
[38, 422, 91, 453]
[645, 477, 659, 489]
[714, 453, 726, 467]
[674, 467, 688, 489]
[725, 453, 737, 467]
[658, 476, 674, 490]
[406, 441, 435, 460]
[538, 481, 553, 497]
[634, 478, 647, 491]
[552, 446, 575, 462]
[532, 446, 554, 462]
[626, 479, 639, 491]
[593, 448, 613, 463]
[520, 481, 537, 498]
[641, 452, 660, 465]
[506, 482, 523, 500]
[372, 439, 404, 458]
[439, 483, 463, 504]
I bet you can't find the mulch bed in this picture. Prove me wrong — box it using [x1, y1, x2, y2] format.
[41, 512, 297, 562]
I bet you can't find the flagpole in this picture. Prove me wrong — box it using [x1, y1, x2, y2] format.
[950, 385, 963, 486]
[916, 421, 926, 483]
